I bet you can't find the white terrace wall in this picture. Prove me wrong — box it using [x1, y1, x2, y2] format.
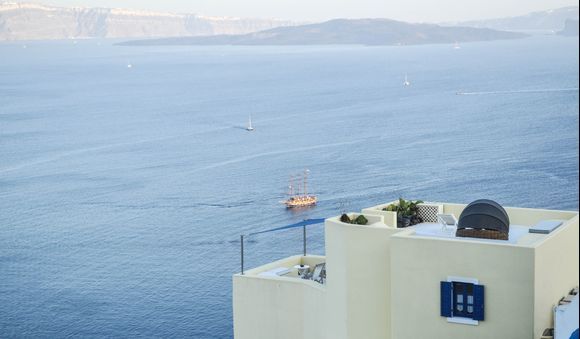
[361, 205, 398, 227]
[232, 255, 326, 339]
[324, 214, 404, 339]
[390, 233, 536, 339]
[533, 215, 579, 338]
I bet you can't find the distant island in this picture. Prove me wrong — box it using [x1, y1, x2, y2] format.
[0, 1, 295, 41]
[2, 1, 575, 43]
[456, 6, 579, 32]
[118, 19, 527, 46]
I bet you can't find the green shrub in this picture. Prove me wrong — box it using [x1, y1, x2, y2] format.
[353, 215, 368, 225]
[383, 197, 424, 217]
[340, 214, 351, 223]
[339, 213, 368, 225]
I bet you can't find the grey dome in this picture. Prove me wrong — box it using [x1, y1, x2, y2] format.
[457, 199, 510, 234]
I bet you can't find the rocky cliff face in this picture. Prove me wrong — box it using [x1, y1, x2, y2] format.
[456, 6, 579, 31]
[0, 2, 295, 40]
[557, 19, 579, 36]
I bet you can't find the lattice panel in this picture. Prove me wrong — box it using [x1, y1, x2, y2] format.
[417, 204, 443, 222]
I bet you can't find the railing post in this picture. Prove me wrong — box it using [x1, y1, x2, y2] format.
[240, 234, 244, 275]
[303, 224, 306, 257]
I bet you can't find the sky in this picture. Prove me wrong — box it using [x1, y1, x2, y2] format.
[22, 0, 580, 22]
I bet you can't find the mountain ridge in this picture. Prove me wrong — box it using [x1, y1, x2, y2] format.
[0, 1, 296, 40]
[119, 18, 528, 46]
[1, 2, 573, 42]
[453, 6, 579, 31]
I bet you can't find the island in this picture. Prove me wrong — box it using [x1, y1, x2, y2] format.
[118, 18, 528, 46]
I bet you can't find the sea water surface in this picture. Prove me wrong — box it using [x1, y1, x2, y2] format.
[0, 36, 578, 338]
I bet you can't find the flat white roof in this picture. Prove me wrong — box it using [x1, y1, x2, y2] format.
[411, 222, 535, 245]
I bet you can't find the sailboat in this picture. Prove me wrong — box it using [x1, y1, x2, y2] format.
[454, 41, 461, 50]
[403, 74, 411, 87]
[282, 170, 317, 208]
[246, 115, 254, 131]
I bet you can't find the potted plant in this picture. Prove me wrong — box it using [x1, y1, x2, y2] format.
[383, 198, 424, 228]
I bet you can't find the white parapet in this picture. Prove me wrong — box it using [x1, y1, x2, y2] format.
[233, 255, 326, 339]
[324, 213, 405, 339]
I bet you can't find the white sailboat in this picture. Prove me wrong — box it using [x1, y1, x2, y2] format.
[403, 74, 411, 87]
[454, 41, 461, 49]
[246, 115, 254, 131]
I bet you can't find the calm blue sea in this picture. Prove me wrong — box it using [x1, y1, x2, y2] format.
[0, 36, 578, 338]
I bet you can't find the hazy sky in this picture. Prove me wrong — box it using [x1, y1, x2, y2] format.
[32, 0, 579, 22]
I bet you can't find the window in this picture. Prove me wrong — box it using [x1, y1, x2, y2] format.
[441, 279, 485, 324]
[453, 282, 474, 317]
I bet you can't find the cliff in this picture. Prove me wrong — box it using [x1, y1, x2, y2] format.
[0, 2, 295, 40]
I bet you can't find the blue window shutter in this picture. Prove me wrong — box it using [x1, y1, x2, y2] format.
[441, 281, 453, 317]
[473, 284, 485, 321]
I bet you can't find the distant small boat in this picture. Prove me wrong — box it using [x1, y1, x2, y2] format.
[403, 74, 411, 87]
[127, 63, 133, 69]
[246, 115, 254, 131]
[454, 42, 461, 49]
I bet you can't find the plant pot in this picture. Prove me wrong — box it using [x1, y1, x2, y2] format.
[410, 215, 423, 226]
[397, 216, 412, 228]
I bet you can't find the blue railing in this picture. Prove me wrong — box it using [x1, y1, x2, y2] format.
[240, 218, 326, 275]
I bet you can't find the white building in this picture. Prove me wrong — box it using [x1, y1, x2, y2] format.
[233, 201, 579, 339]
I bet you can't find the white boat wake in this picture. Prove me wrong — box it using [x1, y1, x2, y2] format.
[191, 139, 368, 173]
[0, 129, 227, 175]
[457, 88, 579, 95]
[0, 112, 286, 174]
[0, 135, 180, 175]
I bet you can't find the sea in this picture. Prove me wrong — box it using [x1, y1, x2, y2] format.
[0, 35, 578, 338]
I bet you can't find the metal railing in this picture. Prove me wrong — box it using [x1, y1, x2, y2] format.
[239, 218, 325, 275]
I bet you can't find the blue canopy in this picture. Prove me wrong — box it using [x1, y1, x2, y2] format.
[247, 218, 325, 236]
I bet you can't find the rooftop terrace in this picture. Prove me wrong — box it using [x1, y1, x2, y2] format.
[233, 200, 579, 339]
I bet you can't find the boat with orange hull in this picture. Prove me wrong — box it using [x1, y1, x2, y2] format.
[282, 170, 317, 208]
[284, 195, 317, 208]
